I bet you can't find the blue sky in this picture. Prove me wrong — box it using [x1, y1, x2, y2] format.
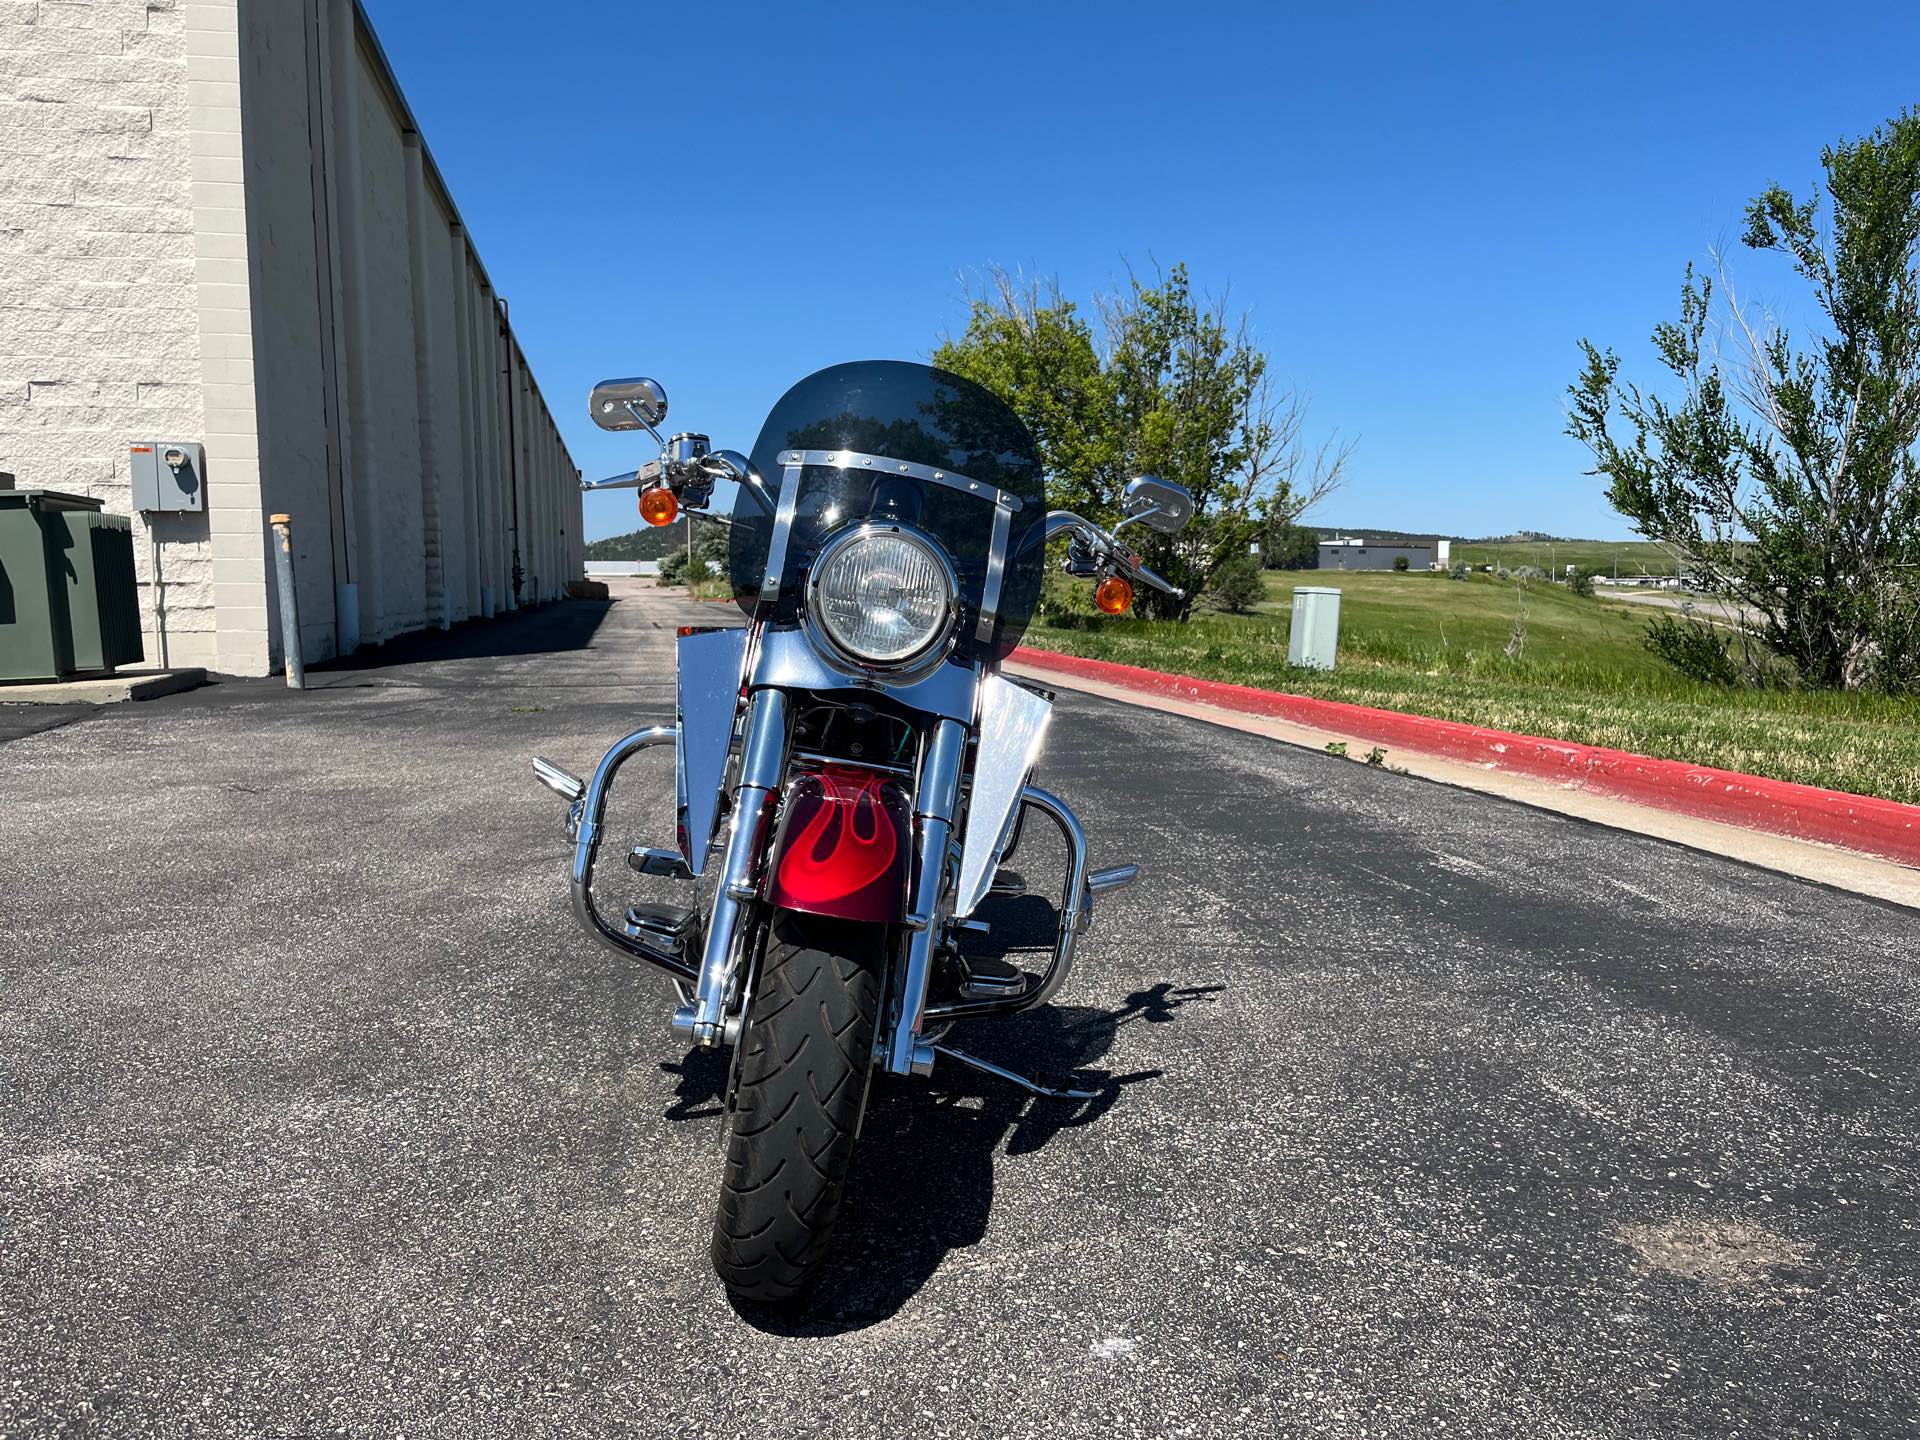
[363, 1, 1920, 544]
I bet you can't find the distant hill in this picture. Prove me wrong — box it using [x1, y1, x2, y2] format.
[1304, 525, 1449, 546]
[585, 519, 696, 562]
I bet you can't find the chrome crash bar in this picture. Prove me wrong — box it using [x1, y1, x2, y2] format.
[546, 726, 695, 983]
[921, 784, 1093, 1027]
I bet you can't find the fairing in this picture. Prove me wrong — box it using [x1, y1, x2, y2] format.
[728, 360, 1046, 663]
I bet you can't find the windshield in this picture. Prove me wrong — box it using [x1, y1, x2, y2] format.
[729, 361, 1046, 661]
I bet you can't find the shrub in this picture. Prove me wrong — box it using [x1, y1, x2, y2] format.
[1645, 614, 1743, 685]
[1511, 564, 1546, 582]
[1393, 555, 1410, 572]
[1568, 566, 1598, 598]
[694, 524, 729, 566]
[657, 548, 689, 586]
[1448, 560, 1470, 581]
[1207, 553, 1266, 614]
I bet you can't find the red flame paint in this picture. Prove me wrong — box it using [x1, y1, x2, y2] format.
[768, 765, 909, 922]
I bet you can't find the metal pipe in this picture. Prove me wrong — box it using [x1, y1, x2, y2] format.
[568, 725, 693, 981]
[674, 687, 790, 1046]
[924, 784, 1090, 1023]
[885, 717, 968, 1076]
[269, 514, 304, 689]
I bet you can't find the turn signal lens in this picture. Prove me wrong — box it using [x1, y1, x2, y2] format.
[639, 486, 679, 527]
[1095, 574, 1134, 615]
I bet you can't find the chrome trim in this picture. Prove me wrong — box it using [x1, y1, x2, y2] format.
[751, 627, 980, 723]
[568, 726, 695, 982]
[974, 500, 1013, 648]
[674, 628, 748, 877]
[1088, 863, 1140, 895]
[774, 448, 1023, 512]
[531, 755, 585, 805]
[628, 846, 694, 880]
[589, 376, 667, 432]
[885, 717, 968, 1075]
[701, 449, 776, 515]
[678, 688, 790, 1047]
[579, 459, 661, 493]
[931, 1044, 1102, 1101]
[801, 521, 961, 674]
[758, 463, 805, 604]
[953, 674, 1052, 918]
[926, 784, 1089, 1022]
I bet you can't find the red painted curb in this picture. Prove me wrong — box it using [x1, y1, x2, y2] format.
[1011, 645, 1920, 870]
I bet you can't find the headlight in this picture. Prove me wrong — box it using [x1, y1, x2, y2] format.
[807, 525, 958, 666]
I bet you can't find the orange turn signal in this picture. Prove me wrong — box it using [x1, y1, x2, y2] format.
[1095, 574, 1134, 615]
[639, 486, 679, 527]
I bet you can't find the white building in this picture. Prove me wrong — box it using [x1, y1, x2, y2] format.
[0, 0, 583, 676]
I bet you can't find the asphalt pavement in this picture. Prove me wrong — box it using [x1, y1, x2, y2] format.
[2, 583, 1917, 1439]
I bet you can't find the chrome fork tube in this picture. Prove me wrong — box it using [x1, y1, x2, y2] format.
[672, 687, 790, 1047]
[885, 717, 968, 1076]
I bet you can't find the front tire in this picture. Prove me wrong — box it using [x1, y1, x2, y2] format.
[710, 909, 883, 1303]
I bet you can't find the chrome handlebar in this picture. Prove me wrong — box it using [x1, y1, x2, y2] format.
[1043, 510, 1185, 599]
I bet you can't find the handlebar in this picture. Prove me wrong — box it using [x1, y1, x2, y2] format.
[1043, 510, 1186, 600]
[579, 459, 663, 493]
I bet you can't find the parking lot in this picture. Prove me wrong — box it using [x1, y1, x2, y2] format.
[3, 584, 1917, 1438]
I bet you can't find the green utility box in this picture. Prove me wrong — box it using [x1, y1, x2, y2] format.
[0, 489, 144, 682]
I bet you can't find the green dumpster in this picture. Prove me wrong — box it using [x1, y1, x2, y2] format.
[0, 489, 145, 682]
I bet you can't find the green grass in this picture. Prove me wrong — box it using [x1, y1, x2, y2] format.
[1450, 538, 1677, 576]
[1025, 570, 1920, 805]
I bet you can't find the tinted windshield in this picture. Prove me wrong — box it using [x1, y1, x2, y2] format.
[729, 361, 1045, 661]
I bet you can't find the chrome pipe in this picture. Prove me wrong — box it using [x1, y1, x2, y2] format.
[675, 688, 790, 1047]
[568, 725, 694, 981]
[924, 784, 1089, 1023]
[884, 717, 968, 1076]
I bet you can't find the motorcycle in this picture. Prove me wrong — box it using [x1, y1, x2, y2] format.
[532, 361, 1194, 1302]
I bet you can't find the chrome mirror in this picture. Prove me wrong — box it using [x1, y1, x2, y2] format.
[589, 377, 669, 433]
[1120, 474, 1194, 534]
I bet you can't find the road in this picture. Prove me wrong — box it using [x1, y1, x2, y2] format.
[1601, 587, 1763, 630]
[2, 583, 1916, 1439]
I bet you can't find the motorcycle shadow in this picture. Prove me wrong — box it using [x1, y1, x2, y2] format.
[724, 976, 1224, 1335]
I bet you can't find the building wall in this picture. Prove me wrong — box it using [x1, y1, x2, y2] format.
[0, 0, 582, 675]
[0, 0, 216, 665]
[1317, 544, 1435, 572]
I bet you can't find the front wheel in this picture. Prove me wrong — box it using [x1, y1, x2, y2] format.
[710, 909, 884, 1303]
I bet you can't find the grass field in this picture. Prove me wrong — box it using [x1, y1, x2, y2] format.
[1450, 538, 1678, 576]
[1023, 570, 1920, 805]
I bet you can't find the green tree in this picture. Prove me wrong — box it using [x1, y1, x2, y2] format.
[1568, 110, 1920, 693]
[935, 265, 1350, 619]
[1207, 552, 1266, 613]
[1262, 520, 1320, 570]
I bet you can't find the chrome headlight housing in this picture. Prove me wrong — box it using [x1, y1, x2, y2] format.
[804, 524, 959, 668]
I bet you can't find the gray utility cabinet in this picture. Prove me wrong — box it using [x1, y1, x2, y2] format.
[1288, 586, 1342, 671]
[0, 489, 145, 681]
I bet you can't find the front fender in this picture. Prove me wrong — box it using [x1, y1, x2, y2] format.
[764, 765, 911, 924]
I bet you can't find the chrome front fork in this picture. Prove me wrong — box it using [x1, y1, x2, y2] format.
[885, 716, 968, 1076]
[671, 687, 790, 1048]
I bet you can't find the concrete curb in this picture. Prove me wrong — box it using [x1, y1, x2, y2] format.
[0, 668, 208, 706]
[1011, 645, 1920, 870]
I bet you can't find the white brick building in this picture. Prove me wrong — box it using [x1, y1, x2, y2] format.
[0, 0, 583, 676]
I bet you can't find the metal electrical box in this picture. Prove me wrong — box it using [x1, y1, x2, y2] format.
[131, 440, 205, 513]
[1288, 586, 1342, 671]
[0, 489, 144, 680]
